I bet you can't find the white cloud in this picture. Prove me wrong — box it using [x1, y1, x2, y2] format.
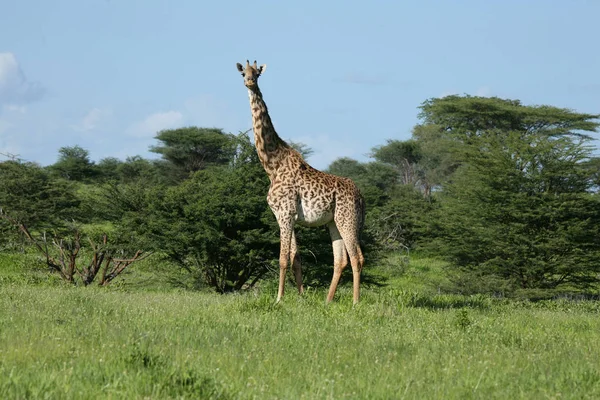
[0, 128, 21, 160]
[337, 72, 387, 86]
[290, 133, 358, 170]
[4, 104, 26, 114]
[440, 90, 459, 98]
[183, 95, 244, 133]
[126, 110, 184, 138]
[0, 52, 44, 107]
[0, 119, 12, 135]
[475, 86, 492, 97]
[72, 107, 112, 132]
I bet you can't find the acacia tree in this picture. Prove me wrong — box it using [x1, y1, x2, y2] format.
[418, 95, 599, 141]
[91, 132, 343, 292]
[371, 140, 423, 188]
[150, 127, 236, 182]
[49, 145, 98, 182]
[139, 133, 278, 292]
[422, 96, 600, 295]
[0, 161, 80, 237]
[0, 158, 149, 284]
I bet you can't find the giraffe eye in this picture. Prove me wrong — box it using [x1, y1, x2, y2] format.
[241, 72, 245, 77]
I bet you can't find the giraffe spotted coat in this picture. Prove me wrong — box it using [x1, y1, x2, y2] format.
[236, 60, 365, 304]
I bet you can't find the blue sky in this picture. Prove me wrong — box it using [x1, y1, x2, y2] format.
[1, 0, 599, 169]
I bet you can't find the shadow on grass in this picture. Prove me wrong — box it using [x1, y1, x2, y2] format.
[124, 345, 233, 399]
[407, 293, 492, 310]
[301, 261, 388, 289]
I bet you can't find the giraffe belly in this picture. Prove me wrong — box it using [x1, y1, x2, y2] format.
[295, 199, 334, 227]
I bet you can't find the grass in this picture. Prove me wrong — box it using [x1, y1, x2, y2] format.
[1, 253, 600, 399]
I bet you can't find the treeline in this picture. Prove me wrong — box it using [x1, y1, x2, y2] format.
[1, 95, 599, 296]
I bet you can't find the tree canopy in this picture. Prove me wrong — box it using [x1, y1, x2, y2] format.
[419, 96, 600, 295]
[149, 127, 236, 182]
[1, 94, 598, 296]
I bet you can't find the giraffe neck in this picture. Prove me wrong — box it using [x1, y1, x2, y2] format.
[248, 87, 290, 177]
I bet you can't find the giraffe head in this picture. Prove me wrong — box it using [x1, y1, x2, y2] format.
[236, 60, 266, 90]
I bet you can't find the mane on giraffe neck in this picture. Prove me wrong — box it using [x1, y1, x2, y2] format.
[248, 86, 293, 176]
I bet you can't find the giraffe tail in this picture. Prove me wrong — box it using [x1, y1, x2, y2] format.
[357, 192, 366, 233]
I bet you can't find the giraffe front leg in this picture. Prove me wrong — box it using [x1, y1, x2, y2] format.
[276, 220, 293, 303]
[290, 230, 304, 295]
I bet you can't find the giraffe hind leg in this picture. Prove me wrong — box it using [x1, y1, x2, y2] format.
[334, 210, 364, 304]
[326, 222, 348, 303]
[339, 230, 363, 305]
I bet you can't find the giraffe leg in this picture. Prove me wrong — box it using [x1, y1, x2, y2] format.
[276, 220, 293, 303]
[334, 212, 364, 305]
[290, 230, 304, 295]
[339, 231, 363, 305]
[352, 245, 365, 304]
[326, 222, 348, 303]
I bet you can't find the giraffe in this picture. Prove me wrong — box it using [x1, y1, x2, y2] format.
[236, 60, 366, 304]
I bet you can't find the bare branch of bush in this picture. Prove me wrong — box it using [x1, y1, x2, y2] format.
[0, 208, 151, 285]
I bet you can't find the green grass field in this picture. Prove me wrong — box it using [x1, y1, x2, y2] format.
[1, 253, 600, 399]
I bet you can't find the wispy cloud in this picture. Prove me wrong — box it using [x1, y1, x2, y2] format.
[336, 72, 388, 86]
[4, 104, 26, 114]
[475, 86, 492, 97]
[71, 107, 112, 132]
[0, 119, 12, 135]
[440, 90, 459, 98]
[440, 86, 493, 98]
[126, 110, 184, 138]
[183, 95, 243, 133]
[0, 52, 45, 108]
[570, 83, 600, 93]
[290, 133, 358, 170]
[0, 128, 21, 161]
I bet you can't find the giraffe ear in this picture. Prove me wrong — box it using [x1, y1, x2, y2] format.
[259, 64, 267, 74]
[236, 63, 244, 72]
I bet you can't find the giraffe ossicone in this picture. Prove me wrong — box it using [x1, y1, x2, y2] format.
[236, 60, 365, 304]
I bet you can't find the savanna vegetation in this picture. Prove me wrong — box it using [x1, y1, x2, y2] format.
[1, 95, 599, 398]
